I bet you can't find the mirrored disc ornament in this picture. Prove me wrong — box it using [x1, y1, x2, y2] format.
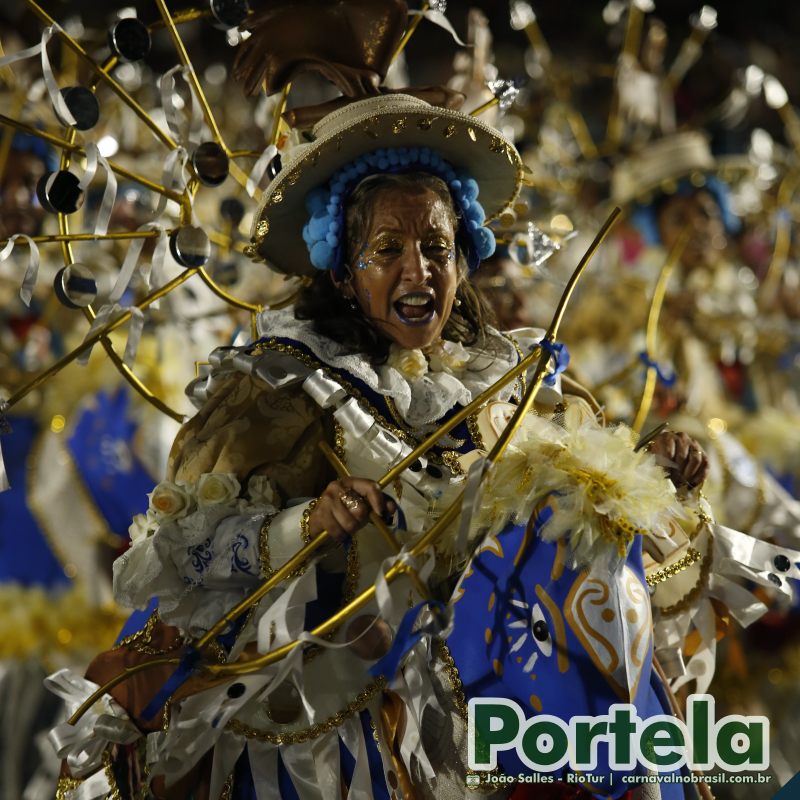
[108, 18, 152, 62]
[36, 170, 84, 214]
[55, 86, 100, 131]
[192, 142, 230, 187]
[263, 681, 302, 723]
[169, 226, 211, 268]
[220, 197, 245, 226]
[209, 0, 250, 30]
[54, 263, 98, 308]
[266, 152, 282, 180]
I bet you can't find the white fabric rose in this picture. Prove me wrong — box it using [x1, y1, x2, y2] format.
[196, 472, 241, 507]
[387, 345, 428, 380]
[246, 475, 278, 507]
[128, 510, 157, 544]
[427, 340, 470, 375]
[148, 480, 194, 521]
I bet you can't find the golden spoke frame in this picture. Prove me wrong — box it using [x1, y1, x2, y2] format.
[4, 1, 299, 418]
[65, 207, 621, 726]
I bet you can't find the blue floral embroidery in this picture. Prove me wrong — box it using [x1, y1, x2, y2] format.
[231, 533, 257, 576]
[188, 538, 213, 574]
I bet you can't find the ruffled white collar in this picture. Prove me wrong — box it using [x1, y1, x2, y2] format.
[257, 308, 536, 428]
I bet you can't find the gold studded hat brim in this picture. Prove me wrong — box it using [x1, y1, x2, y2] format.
[249, 94, 524, 276]
[610, 131, 716, 207]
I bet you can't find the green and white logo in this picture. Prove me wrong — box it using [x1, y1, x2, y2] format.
[468, 695, 768, 773]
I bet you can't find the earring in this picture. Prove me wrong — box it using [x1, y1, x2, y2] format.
[454, 297, 462, 307]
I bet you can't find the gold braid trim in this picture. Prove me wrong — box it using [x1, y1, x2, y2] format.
[259, 512, 279, 578]
[300, 499, 318, 545]
[102, 749, 123, 800]
[660, 536, 714, 617]
[466, 411, 485, 451]
[436, 640, 468, 720]
[226, 677, 386, 744]
[333, 419, 347, 464]
[646, 548, 703, 587]
[55, 775, 83, 799]
[115, 609, 184, 655]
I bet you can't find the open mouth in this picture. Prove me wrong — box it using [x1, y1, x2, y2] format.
[393, 291, 436, 325]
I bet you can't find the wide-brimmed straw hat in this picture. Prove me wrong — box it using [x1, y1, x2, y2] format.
[246, 94, 524, 276]
[610, 131, 716, 207]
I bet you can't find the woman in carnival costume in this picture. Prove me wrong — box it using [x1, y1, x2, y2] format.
[49, 9, 800, 800]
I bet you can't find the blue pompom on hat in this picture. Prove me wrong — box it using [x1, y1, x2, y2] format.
[300, 146, 497, 278]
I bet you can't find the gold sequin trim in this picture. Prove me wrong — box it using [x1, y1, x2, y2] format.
[646, 548, 702, 587]
[466, 412, 485, 451]
[343, 534, 360, 604]
[219, 773, 234, 800]
[334, 419, 347, 465]
[443, 123, 457, 138]
[255, 219, 269, 241]
[259, 512, 279, 577]
[660, 537, 714, 617]
[55, 775, 83, 799]
[103, 749, 123, 800]
[437, 640, 468, 720]
[226, 677, 385, 744]
[301, 498, 318, 545]
[440, 449, 466, 477]
[116, 609, 184, 655]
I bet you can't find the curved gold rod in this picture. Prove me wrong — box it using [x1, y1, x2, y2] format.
[392, 2, 429, 64]
[759, 170, 800, 309]
[66, 656, 181, 727]
[0, 114, 184, 205]
[152, 0, 254, 197]
[54, 109, 184, 423]
[202, 206, 622, 676]
[631, 228, 689, 434]
[197, 267, 261, 313]
[4, 269, 198, 412]
[23, 0, 177, 150]
[0, 230, 164, 248]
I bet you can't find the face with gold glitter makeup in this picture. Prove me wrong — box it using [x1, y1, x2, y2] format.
[341, 186, 460, 351]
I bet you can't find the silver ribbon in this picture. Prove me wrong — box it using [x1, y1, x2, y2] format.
[79, 143, 118, 236]
[247, 144, 278, 198]
[0, 439, 8, 494]
[161, 65, 204, 147]
[248, 741, 281, 800]
[153, 146, 189, 219]
[44, 669, 140, 778]
[454, 456, 488, 556]
[0, 26, 77, 126]
[123, 306, 145, 367]
[408, 9, 468, 46]
[0, 234, 41, 307]
[339, 716, 375, 800]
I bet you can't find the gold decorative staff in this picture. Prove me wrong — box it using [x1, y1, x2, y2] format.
[63, 207, 620, 723]
[510, 2, 598, 160]
[759, 170, 800, 309]
[392, 2, 430, 64]
[631, 227, 689, 433]
[606, 0, 652, 149]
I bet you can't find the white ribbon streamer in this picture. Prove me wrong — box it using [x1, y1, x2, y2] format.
[0, 26, 77, 126]
[0, 234, 41, 307]
[123, 306, 145, 367]
[408, 9, 468, 46]
[248, 741, 281, 800]
[161, 65, 204, 147]
[79, 143, 118, 236]
[153, 146, 189, 219]
[246, 144, 277, 198]
[44, 668, 140, 778]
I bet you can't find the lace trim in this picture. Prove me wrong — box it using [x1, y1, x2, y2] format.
[257, 308, 521, 427]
